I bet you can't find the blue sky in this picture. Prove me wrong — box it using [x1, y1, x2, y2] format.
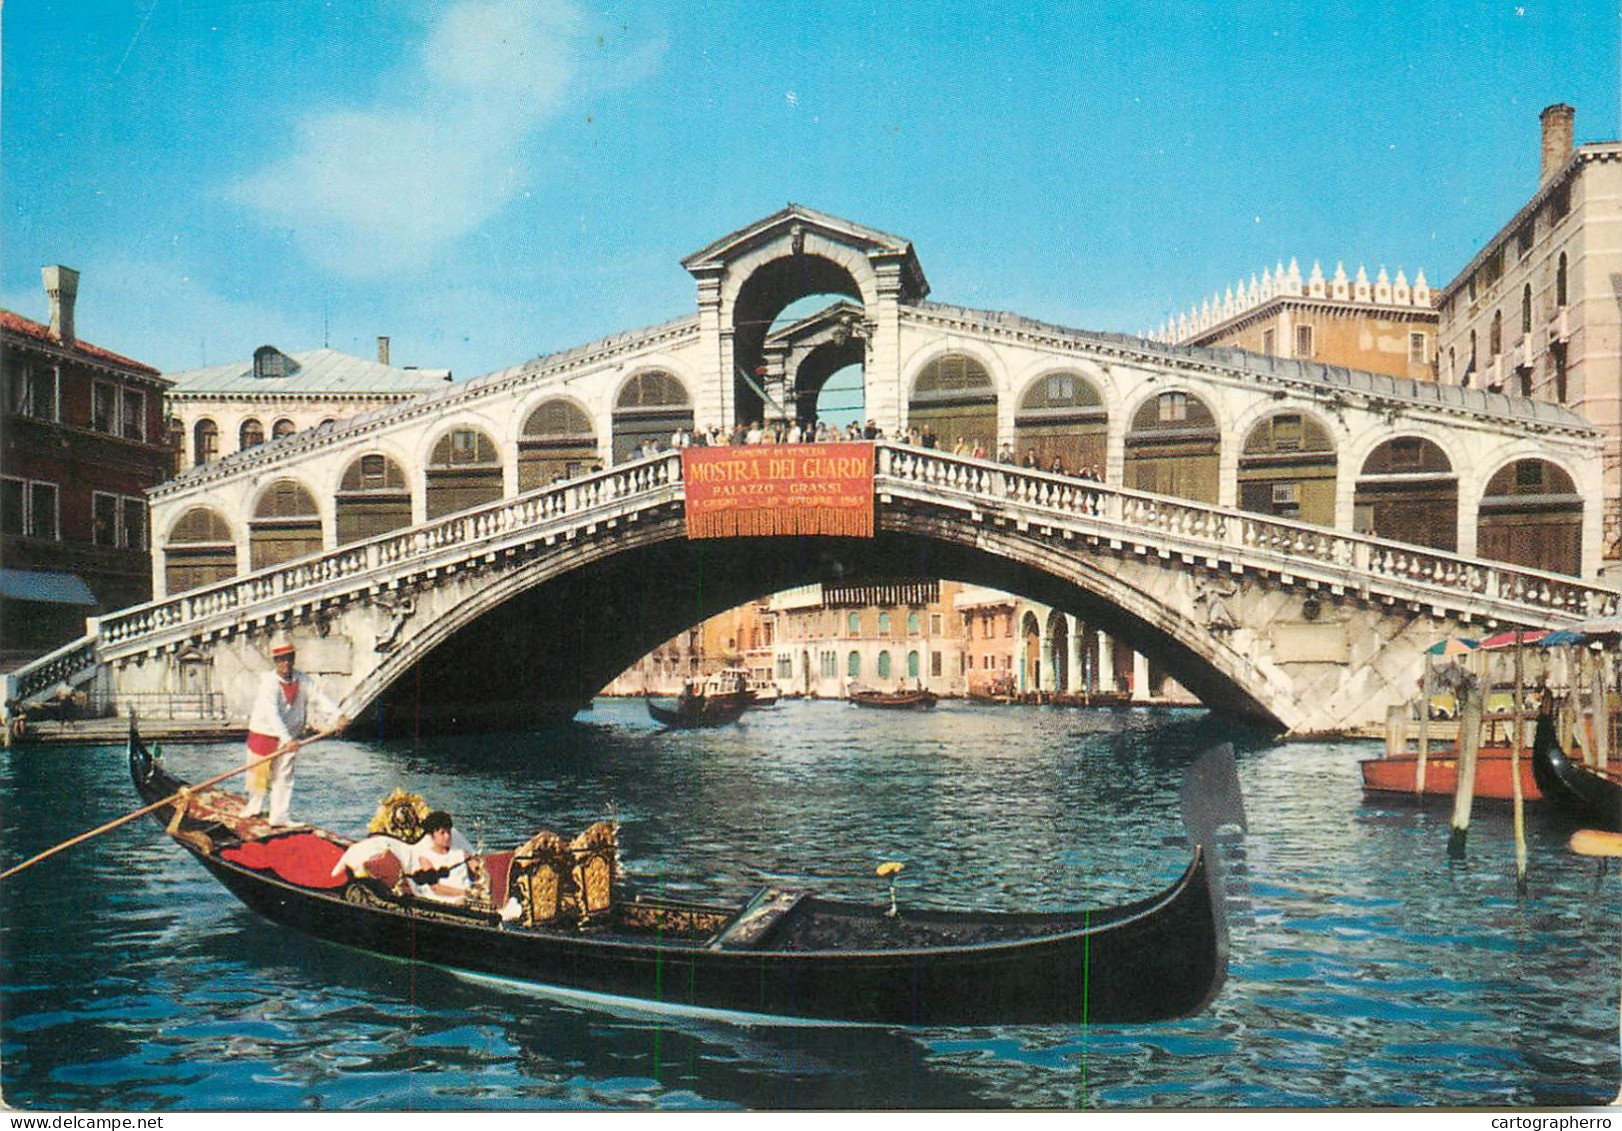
[4, 1, 1618, 381]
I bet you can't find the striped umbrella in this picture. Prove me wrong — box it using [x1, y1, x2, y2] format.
[1425, 637, 1479, 656]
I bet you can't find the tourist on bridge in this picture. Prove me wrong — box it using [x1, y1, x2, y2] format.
[921, 424, 937, 449]
[998, 443, 1015, 464]
[243, 640, 349, 827]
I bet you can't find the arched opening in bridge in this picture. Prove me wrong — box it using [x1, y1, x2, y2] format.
[519, 398, 598, 488]
[1014, 371, 1106, 475]
[909, 354, 997, 456]
[426, 427, 502, 519]
[766, 296, 867, 429]
[1124, 390, 1219, 503]
[1353, 436, 1457, 551]
[1046, 609, 1069, 693]
[239, 417, 264, 451]
[163, 505, 236, 594]
[1477, 459, 1582, 576]
[1239, 411, 1337, 526]
[732, 257, 865, 427]
[612, 371, 693, 462]
[249, 479, 322, 570]
[336, 453, 411, 545]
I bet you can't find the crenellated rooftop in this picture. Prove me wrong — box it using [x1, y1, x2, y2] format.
[1152, 260, 1433, 345]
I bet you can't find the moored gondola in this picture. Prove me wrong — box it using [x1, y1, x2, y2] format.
[1531, 711, 1622, 831]
[848, 687, 938, 709]
[127, 721, 1245, 1026]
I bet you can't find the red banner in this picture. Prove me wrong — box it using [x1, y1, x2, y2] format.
[681, 443, 874, 539]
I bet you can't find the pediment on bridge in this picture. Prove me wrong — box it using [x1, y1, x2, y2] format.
[682, 204, 929, 301]
[764, 299, 867, 349]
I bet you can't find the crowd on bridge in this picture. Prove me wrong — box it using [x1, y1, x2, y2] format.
[620, 420, 1100, 482]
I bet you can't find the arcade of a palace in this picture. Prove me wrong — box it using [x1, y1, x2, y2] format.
[148, 206, 1608, 603]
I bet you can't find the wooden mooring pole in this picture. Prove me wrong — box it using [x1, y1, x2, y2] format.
[1448, 679, 1484, 858]
[1510, 635, 1528, 891]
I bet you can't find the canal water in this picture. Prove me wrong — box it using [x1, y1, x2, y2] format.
[2, 698, 1618, 1110]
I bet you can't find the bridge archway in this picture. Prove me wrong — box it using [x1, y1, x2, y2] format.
[1354, 436, 1458, 551]
[1014, 370, 1106, 475]
[1124, 389, 1220, 503]
[612, 370, 692, 461]
[162, 504, 238, 594]
[1477, 458, 1583, 576]
[425, 426, 502, 519]
[909, 351, 999, 455]
[1239, 410, 1338, 526]
[340, 511, 1289, 735]
[249, 479, 322, 570]
[518, 397, 597, 489]
[732, 256, 866, 426]
[335, 453, 411, 545]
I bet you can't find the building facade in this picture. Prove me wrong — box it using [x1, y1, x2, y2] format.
[166, 339, 451, 470]
[1, 267, 172, 658]
[1156, 260, 1437, 383]
[1434, 104, 1622, 574]
[765, 580, 967, 698]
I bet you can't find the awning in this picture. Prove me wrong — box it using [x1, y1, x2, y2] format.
[0, 569, 98, 606]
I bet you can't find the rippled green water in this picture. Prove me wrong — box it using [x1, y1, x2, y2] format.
[2, 699, 1617, 1109]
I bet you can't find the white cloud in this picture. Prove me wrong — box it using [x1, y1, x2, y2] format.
[229, 1, 604, 278]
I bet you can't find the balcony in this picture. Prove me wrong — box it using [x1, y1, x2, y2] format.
[1515, 336, 1534, 369]
[1549, 305, 1570, 344]
[1483, 356, 1504, 391]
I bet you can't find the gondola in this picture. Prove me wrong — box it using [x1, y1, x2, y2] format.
[128, 721, 1245, 1025]
[1530, 711, 1622, 831]
[848, 687, 939, 709]
[645, 693, 749, 728]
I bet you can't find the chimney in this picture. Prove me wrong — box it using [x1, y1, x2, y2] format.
[377, 335, 391, 365]
[1540, 103, 1575, 183]
[42, 265, 79, 345]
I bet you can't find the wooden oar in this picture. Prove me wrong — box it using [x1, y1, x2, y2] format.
[0, 728, 340, 881]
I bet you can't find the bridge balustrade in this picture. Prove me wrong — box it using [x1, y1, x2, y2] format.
[876, 446, 1618, 620]
[94, 454, 685, 659]
[8, 443, 1618, 710]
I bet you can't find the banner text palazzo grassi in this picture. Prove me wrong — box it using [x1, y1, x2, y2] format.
[681, 443, 875, 539]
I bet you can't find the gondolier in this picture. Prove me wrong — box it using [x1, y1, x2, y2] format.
[245, 640, 349, 827]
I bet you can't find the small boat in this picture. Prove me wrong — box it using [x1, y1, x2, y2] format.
[645, 693, 749, 729]
[1531, 712, 1622, 831]
[706, 668, 778, 708]
[1359, 747, 1543, 803]
[128, 721, 1245, 1025]
[848, 687, 939, 710]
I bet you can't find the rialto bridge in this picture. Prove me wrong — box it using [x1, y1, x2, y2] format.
[9, 206, 1619, 736]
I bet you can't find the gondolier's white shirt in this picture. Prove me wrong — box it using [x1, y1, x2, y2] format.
[247, 671, 340, 743]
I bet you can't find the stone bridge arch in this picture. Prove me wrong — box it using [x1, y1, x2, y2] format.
[323, 501, 1299, 734]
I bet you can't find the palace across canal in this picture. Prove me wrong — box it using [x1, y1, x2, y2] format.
[1, 699, 1617, 1110]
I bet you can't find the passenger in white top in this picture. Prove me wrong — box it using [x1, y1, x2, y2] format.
[408, 811, 469, 904]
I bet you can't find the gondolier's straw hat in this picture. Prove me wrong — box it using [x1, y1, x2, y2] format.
[271, 639, 296, 659]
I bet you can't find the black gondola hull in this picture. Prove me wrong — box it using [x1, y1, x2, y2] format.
[1531, 715, 1622, 832]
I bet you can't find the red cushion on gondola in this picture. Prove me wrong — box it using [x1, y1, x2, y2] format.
[221, 832, 349, 889]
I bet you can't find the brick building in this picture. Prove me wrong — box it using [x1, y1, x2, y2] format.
[1, 267, 173, 658]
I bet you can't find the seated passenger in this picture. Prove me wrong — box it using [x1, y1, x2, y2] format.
[408, 810, 470, 904]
